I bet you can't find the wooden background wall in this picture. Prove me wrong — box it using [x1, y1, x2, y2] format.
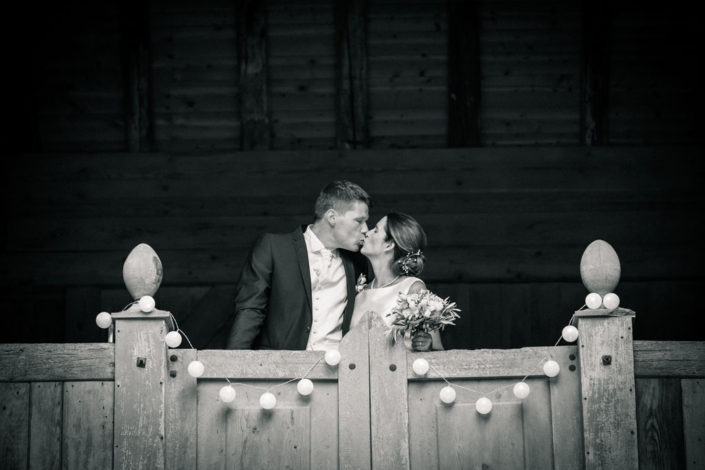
[3, 0, 704, 350]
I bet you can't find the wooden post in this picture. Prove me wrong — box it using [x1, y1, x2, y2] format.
[238, 0, 271, 150]
[113, 305, 172, 470]
[447, 0, 481, 147]
[577, 309, 638, 468]
[335, 0, 369, 149]
[581, 0, 611, 145]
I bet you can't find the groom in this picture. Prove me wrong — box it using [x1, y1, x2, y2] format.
[226, 180, 370, 350]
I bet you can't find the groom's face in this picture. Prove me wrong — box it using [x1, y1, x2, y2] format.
[331, 200, 369, 251]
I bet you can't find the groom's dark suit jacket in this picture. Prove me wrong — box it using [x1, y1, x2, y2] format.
[226, 226, 367, 350]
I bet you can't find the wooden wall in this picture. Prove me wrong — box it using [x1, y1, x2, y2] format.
[2, 0, 704, 348]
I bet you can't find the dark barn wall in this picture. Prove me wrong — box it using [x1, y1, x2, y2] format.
[2, 0, 704, 349]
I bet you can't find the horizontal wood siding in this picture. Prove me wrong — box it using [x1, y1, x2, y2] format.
[151, 0, 240, 151]
[609, 2, 703, 144]
[367, 0, 448, 148]
[268, 1, 337, 149]
[479, 0, 582, 145]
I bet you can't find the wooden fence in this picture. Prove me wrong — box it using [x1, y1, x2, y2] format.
[1, 301, 704, 469]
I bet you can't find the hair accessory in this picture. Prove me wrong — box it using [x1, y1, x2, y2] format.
[401, 249, 423, 274]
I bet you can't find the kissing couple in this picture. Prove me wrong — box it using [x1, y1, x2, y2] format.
[226, 180, 443, 352]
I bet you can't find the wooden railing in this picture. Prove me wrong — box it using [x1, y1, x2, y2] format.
[1, 306, 704, 469]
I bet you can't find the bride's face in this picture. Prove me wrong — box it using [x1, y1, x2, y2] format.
[361, 216, 393, 257]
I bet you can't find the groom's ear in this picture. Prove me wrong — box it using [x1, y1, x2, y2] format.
[325, 209, 336, 226]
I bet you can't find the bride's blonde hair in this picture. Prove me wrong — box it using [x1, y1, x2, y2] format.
[385, 212, 427, 276]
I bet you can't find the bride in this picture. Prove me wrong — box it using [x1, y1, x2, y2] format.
[350, 212, 443, 350]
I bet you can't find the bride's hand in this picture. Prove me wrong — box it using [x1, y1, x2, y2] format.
[411, 333, 432, 351]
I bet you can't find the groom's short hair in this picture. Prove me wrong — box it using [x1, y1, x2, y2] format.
[314, 180, 370, 221]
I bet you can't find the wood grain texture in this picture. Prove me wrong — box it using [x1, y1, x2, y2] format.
[633, 341, 705, 377]
[635, 378, 685, 470]
[578, 315, 639, 469]
[0, 382, 29, 470]
[62, 381, 113, 470]
[339, 310, 372, 470]
[550, 347, 585, 470]
[681, 379, 705, 470]
[29, 382, 62, 470]
[197, 349, 335, 379]
[0, 344, 114, 381]
[368, 313, 409, 470]
[165, 349, 198, 470]
[114, 319, 167, 470]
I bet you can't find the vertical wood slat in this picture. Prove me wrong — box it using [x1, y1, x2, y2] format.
[120, 0, 152, 151]
[335, 0, 369, 149]
[338, 311, 372, 470]
[114, 312, 168, 470]
[577, 313, 638, 468]
[0, 382, 29, 470]
[681, 379, 705, 470]
[447, 0, 481, 147]
[368, 313, 409, 470]
[549, 347, 585, 470]
[238, 0, 270, 150]
[62, 381, 113, 470]
[29, 382, 62, 470]
[197, 382, 228, 470]
[635, 378, 685, 470]
[581, 0, 611, 145]
[165, 349, 198, 470]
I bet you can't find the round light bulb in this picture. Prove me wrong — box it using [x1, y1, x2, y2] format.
[95, 312, 112, 329]
[585, 292, 602, 309]
[439, 386, 456, 405]
[138, 295, 155, 312]
[324, 350, 341, 366]
[412, 358, 430, 376]
[297, 379, 314, 396]
[187, 360, 204, 378]
[513, 382, 530, 399]
[543, 360, 560, 378]
[260, 392, 277, 410]
[562, 325, 579, 343]
[219, 385, 236, 403]
[603, 292, 620, 310]
[475, 397, 493, 415]
[165, 331, 182, 348]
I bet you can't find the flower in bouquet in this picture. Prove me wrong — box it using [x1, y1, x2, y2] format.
[386, 289, 461, 343]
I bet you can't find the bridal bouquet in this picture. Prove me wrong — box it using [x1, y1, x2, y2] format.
[386, 289, 460, 348]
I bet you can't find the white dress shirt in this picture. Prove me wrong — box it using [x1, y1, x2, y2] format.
[303, 226, 348, 351]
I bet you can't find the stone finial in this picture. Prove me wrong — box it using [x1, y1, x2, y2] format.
[122, 243, 163, 300]
[579, 239, 621, 295]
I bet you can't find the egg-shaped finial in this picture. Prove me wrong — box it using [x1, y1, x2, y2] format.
[123, 243, 163, 300]
[579, 240, 620, 295]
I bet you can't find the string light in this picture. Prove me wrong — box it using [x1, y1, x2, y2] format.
[95, 312, 112, 329]
[165, 331, 182, 348]
[585, 292, 602, 309]
[603, 293, 620, 310]
[138, 295, 156, 312]
[475, 397, 492, 415]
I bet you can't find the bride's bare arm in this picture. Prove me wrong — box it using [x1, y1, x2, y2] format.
[407, 280, 444, 350]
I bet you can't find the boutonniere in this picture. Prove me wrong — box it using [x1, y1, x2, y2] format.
[355, 273, 368, 293]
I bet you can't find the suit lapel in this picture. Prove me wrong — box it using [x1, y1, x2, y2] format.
[292, 228, 313, 312]
[341, 253, 356, 333]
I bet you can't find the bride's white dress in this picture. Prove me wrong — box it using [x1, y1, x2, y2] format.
[349, 276, 423, 330]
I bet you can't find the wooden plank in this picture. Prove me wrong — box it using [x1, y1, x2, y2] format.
[0, 344, 114, 381]
[339, 309, 372, 470]
[369, 313, 409, 469]
[635, 378, 685, 469]
[197, 350, 336, 379]
[197, 381, 228, 470]
[633, 341, 705, 377]
[227, 407, 310, 469]
[237, 0, 270, 149]
[335, 0, 369, 149]
[165, 349, 198, 470]
[62, 381, 113, 469]
[407, 346, 578, 379]
[549, 347, 585, 470]
[0, 382, 29, 470]
[581, 0, 611, 145]
[114, 318, 167, 470]
[437, 402, 524, 469]
[578, 316, 638, 468]
[447, 0, 480, 146]
[29, 382, 62, 470]
[681, 379, 705, 470]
